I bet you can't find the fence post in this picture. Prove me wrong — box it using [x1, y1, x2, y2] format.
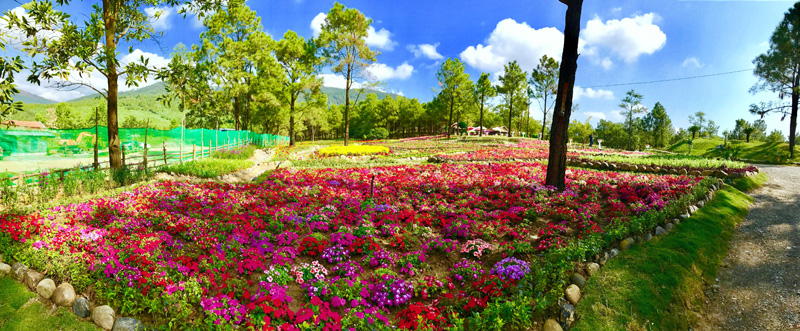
[143, 120, 150, 171]
[163, 141, 167, 165]
[122, 145, 126, 167]
[192, 144, 196, 161]
[93, 106, 99, 170]
[201, 140, 204, 159]
[209, 140, 212, 156]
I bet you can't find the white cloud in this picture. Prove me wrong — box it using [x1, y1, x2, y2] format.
[601, 57, 613, 70]
[581, 13, 666, 63]
[365, 26, 397, 51]
[368, 62, 414, 80]
[318, 73, 364, 89]
[310, 13, 326, 37]
[145, 6, 173, 30]
[682, 57, 704, 69]
[407, 43, 443, 60]
[610, 110, 625, 121]
[460, 18, 564, 73]
[574, 86, 614, 101]
[2, 6, 63, 49]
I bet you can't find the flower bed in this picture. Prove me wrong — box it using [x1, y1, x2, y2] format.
[0, 162, 712, 329]
[316, 145, 391, 157]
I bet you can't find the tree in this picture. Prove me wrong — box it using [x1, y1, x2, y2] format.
[55, 102, 76, 129]
[568, 118, 594, 144]
[742, 123, 755, 143]
[641, 102, 672, 147]
[545, 0, 583, 190]
[0, 25, 24, 121]
[473, 73, 496, 137]
[530, 54, 559, 141]
[157, 44, 196, 125]
[619, 90, 646, 150]
[274, 30, 324, 146]
[436, 58, 471, 138]
[688, 111, 706, 138]
[688, 125, 702, 140]
[318, 2, 377, 146]
[750, 3, 800, 158]
[705, 120, 719, 137]
[497, 61, 527, 137]
[7, 0, 189, 168]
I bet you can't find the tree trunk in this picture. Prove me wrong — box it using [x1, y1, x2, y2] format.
[746, 134, 751, 143]
[507, 94, 513, 137]
[545, 0, 583, 190]
[103, 0, 121, 169]
[479, 95, 485, 137]
[344, 67, 351, 146]
[234, 97, 241, 131]
[289, 94, 296, 146]
[790, 75, 799, 158]
[447, 94, 454, 138]
[541, 99, 547, 140]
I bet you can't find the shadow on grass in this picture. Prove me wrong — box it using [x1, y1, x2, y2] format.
[572, 187, 754, 331]
[0, 278, 100, 331]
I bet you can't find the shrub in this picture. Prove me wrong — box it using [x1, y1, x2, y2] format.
[161, 159, 253, 178]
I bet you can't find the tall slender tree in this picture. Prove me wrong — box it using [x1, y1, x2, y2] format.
[545, 0, 583, 190]
[750, 2, 800, 158]
[7, 0, 188, 168]
[436, 58, 471, 139]
[274, 30, 324, 146]
[619, 90, 647, 150]
[498, 61, 527, 137]
[641, 102, 673, 147]
[473, 72, 495, 137]
[318, 2, 377, 146]
[530, 55, 559, 140]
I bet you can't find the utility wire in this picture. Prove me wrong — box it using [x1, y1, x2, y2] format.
[583, 68, 753, 88]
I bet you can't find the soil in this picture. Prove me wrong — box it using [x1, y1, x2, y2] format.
[696, 165, 800, 330]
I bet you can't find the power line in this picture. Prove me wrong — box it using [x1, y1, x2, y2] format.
[583, 68, 754, 88]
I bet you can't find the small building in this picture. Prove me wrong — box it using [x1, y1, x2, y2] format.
[1, 120, 48, 130]
[490, 126, 509, 136]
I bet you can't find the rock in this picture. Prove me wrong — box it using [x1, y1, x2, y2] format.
[112, 317, 145, 331]
[644, 233, 653, 241]
[0, 263, 10, 276]
[36, 278, 56, 299]
[73, 297, 91, 318]
[716, 170, 729, 178]
[11, 263, 27, 281]
[565, 285, 581, 305]
[665, 223, 674, 232]
[655, 226, 667, 236]
[698, 200, 705, 208]
[585, 262, 600, 277]
[689, 170, 703, 176]
[570, 273, 586, 288]
[654, 166, 662, 173]
[24, 269, 44, 289]
[680, 213, 690, 220]
[92, 305, 116, 330]
[597, 252, 609, 266]
[543, 319, 563, 331]
[560, 303, 576, 325]
[702, 170, 714, 176]
[635, 235, 644, 244]
[681, 168, 688, 176]
[0, 254, 4, 263]
[674, 219, 681, 226]
[609, 248, 620, 258]
[641, 166, 650, 172]
[52, 283, 76, 306]
[631, 165, 638, 171]
[620, 237, 635, 251]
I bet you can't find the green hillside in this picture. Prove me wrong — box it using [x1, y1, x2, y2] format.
[667, 137, 800, 164]
[11, 90, 56, 104]
[10, 82, 401, 130]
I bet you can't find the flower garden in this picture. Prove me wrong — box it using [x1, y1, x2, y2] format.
[0, 136, 751, 330]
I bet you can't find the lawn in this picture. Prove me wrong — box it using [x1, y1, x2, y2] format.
[668, 137, 800, 164]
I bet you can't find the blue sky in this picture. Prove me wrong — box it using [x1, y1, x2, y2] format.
[1, 0, 796, 135]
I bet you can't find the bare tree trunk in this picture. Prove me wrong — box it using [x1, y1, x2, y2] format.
[507, 94, 513, 137]
[344, 67, 352, 146]
[479, 95, 485, 137]
[545, 0, 583, 190]
[791, 74, 799, 158]
[103, 0, 121, 169]
[447, 94, 454, 138]
[234, 97, 241, 131]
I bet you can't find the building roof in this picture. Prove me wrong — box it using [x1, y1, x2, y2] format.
[2, 120, 47, 130]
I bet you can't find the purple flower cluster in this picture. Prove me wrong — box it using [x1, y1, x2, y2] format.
[450, 258, 484, 285]
[367, 274, 414, 307]
[331, 260, 363, 279]
[321, 244, 349, 264]
[200, 294, 247, 325]
[330, 231, 356, 247]
[490, 257, 531, 280]
[362, 250, 396, 268]
[275, 232, 299, 246]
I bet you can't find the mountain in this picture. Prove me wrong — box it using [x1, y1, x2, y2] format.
[67, 81, 170, 102]
[12, 90, 56, 104]
[320, 86, 397, 105]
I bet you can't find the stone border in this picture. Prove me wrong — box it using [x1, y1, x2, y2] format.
[0, 257, 144, 331]
[569, 160, 759, 180]
[543, 180, 725, 331]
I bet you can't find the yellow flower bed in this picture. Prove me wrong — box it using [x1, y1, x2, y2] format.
[317, 145, 390, 157]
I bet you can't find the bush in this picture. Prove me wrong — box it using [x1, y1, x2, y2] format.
[162, 159, 253, 178]
[212, 144, 259, 160]
[366, 128, 390, 140]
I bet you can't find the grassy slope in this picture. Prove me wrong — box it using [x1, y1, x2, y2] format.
[573, 178, 760, 331]
[668, 137, 800, 164]
[0, 278, 99, 331]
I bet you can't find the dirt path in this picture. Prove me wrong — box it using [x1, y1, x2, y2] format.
[697, 165, 800, 330]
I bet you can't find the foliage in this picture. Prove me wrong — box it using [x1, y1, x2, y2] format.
[211, 144, 259, 160]
[619, 90, 647, 150]
[437, 58, 472, 138]
[498, 61, 527, 138]
[530, 55, 559, 140]
[640, 102, 673, 148]
[161, 158, 253, 178]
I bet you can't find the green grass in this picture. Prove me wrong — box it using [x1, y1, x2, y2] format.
[729, 172, 768, 193]
[211, 145, 259, 160]
[668, 137, 800, 164]
[572, 185, 756, 331]
[161, 158, 253, 178]
[0, 277, 100, 331]
[578, 153, 749, 169]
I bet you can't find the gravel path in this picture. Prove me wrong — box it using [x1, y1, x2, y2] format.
[697, 165, 800, 330]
